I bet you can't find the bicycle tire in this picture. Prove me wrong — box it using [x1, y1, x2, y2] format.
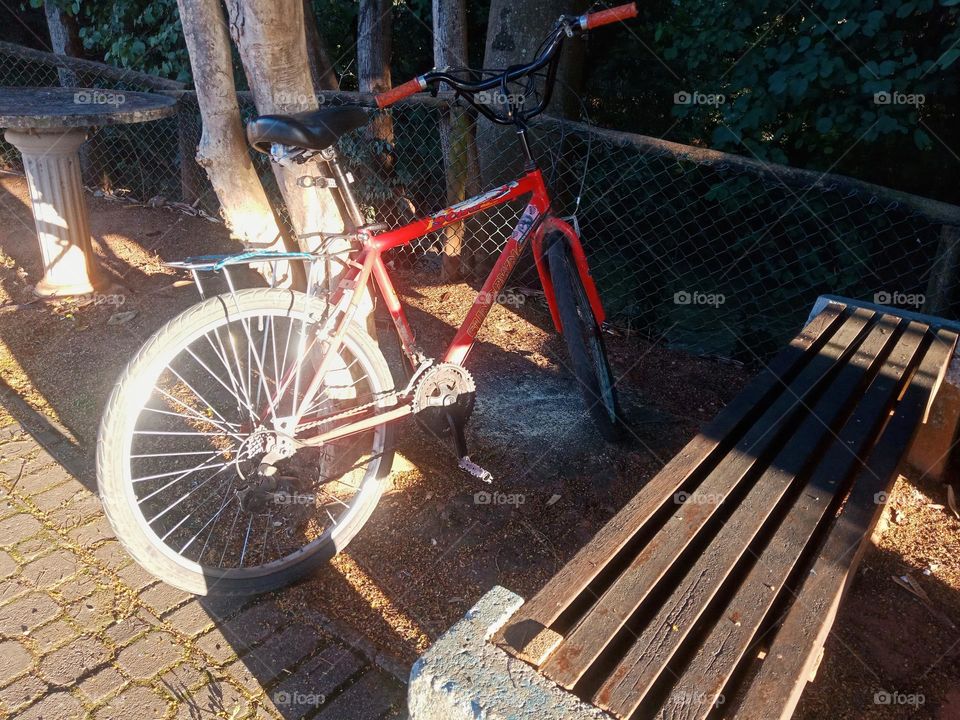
[97, 288, 395, 596]
[546, 232, 626, 441]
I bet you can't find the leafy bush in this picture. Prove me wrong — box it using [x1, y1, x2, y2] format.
[660, 1, 958, 186]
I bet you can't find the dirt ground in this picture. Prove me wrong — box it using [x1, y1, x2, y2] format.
[1, 172, 958, 719]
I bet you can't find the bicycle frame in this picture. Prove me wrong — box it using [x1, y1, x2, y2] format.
[256, 166, 607, 446]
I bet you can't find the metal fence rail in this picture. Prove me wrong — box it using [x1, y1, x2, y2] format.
[2, 43, 958, 362]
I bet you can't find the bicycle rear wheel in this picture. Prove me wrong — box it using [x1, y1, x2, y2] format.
[97, 288, 395, 595]
[546, 232, 625, 441]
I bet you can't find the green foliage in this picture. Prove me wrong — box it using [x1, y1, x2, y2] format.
[654, 0, 959, 170]
[77, 0, 190, 82]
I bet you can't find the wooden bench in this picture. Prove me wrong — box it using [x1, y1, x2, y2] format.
[494, 297, 959, 720]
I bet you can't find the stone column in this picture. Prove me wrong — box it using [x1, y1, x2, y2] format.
[4, 127, 101, 297]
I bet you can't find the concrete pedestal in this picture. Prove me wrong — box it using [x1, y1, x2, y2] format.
[4, 127, 101, 297]
[408, 586, 611, 720]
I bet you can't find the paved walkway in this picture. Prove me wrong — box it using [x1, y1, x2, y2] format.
[0, 418, 407, 720]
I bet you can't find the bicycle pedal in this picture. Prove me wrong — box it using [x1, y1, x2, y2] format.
[458, 456, 493, 483]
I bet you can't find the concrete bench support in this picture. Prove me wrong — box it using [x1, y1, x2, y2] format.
[407, 586, 611, 720]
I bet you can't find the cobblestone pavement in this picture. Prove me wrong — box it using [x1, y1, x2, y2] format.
[0, 420, 408, 720]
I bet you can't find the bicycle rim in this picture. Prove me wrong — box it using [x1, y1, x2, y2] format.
[106, 291, 392, 584]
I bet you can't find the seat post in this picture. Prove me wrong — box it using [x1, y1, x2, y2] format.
[320, 148, 365, 230]
[516, 124, 536, 171]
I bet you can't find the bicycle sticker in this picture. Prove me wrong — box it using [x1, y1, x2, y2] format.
[510, 204, 541, 245]
[425, 181, 520, 231]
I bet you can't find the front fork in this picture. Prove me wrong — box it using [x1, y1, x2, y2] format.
[531, 217, 607, 333]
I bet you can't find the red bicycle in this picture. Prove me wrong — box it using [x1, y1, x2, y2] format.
[97, 4, 637, 595]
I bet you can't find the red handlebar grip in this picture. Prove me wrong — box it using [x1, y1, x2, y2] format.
[582, 2, 638, 29]
[375, 76, 426, 108]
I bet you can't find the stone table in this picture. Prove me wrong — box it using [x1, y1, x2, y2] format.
[0, 87, 177, 296]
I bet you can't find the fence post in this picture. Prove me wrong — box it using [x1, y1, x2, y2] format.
[923, 225, 960, 315]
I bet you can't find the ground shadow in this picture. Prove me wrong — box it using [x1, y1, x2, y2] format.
[0, 173, 721, 719]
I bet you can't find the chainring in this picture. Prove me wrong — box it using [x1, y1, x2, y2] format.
[411, 363, 476, 435]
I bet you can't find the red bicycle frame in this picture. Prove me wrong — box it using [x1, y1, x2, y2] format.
[290, 166, 606, 444]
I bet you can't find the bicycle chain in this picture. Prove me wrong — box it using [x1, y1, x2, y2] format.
[295, 390, 402, 434]
[290, 358, 435, 436]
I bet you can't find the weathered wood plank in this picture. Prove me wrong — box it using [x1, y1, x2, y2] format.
[732, 327, 958, 720]
[656, 320, 929, 720]
[536, 308, 875, 688]
[495, 304, 847, 658]
[591, 314, 902, 717]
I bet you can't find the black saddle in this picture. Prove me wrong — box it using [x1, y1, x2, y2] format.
[246, 106, 368, 155]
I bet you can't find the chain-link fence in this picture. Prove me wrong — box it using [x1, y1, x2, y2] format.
[3, 42, 959, 362]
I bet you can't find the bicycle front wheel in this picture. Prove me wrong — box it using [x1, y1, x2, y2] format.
[97, 288, 396, 595]
[546, 232, 626, 441]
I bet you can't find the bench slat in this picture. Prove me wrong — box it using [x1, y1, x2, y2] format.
[731, 326, 958, 720]
[653, 320, 930, 720]
[537, 308, 875, 687]
[497, 304, 848, 659]
[591, 313, 905, 717]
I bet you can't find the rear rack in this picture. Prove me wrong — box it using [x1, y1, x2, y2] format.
[165, 249, 316, 272]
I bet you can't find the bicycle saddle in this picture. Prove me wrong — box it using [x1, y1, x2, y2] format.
[246, 106, 369, 155]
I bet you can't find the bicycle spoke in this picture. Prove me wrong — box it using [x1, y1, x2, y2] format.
[183, 343, 255, 421]
[239, 515, 254, 568]
[132, 449, 234, 485]
[162, 365, 239, 430]
[180, 489, 237, 554]
[141, 404, 242, 442]
[119, 296, 391, 578]
[145, 462, 234, 525]
[217, 505, 243, 568]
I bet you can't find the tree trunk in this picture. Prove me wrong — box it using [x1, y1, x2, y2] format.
[177, 0, 299, 286]
[481, 0, 586, 121]
[303, 0, 340, 91]
[357, 0, 395, 176]
[176, 101, 206, 205]
[434, 0, 480, 280]
[223, 1, 348, 262]
[357, 0, 392, 95]
[475, 0, 586, 272]
[43, 2, 82, 87]
[223, 0, 371, 323]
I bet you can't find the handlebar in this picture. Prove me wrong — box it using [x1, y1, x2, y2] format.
[374, 76, 427, 109]
[579, 2, 638, 29]
[374, 3, 637, 111]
